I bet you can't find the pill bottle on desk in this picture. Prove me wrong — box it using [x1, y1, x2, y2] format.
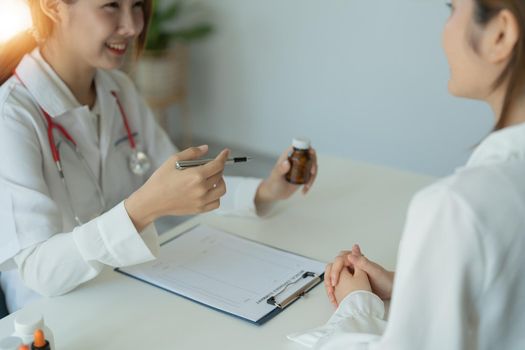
[286, 138, 313, 185]
[12, 313, 54, 349]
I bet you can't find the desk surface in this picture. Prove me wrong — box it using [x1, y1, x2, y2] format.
[0, 156, 434, 349]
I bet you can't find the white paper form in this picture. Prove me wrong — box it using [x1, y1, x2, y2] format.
[117, 225, 326, 324]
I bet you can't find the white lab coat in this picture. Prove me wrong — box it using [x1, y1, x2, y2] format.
[0, 49, 261, 313]
[289, 122, 525, 349]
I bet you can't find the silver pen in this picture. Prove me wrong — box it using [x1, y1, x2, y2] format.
[176, 157, 252, 170]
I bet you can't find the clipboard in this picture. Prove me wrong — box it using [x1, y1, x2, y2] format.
[266, 271, 321, 309]
[116, 225, 325, 325]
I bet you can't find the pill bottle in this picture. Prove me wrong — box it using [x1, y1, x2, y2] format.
[285, 138, 313, 185]
[12, 313, 54, 349]
[0, 336, 22, 350]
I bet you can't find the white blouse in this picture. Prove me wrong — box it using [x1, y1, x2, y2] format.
[289, 122, 525, 349]
[0, 49, 261, 313]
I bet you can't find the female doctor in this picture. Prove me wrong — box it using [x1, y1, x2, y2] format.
[0, 0, 318, 313]
[289, 0, 525, 349]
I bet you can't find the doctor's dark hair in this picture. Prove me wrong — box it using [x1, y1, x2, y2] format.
[0, 0, 153, 86]
[473, 0, 525, 130]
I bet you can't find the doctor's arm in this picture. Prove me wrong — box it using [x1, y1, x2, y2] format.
[0, 112, 158, 296]
[132, 81, 319, 218]
[291, 187, 484, 350]
[13, 203, 159, 297]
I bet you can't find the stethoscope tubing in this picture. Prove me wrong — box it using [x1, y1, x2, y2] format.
[41, 108, 76, 164]
[13, 71, 147, 224]
[111, 91, 137, 150]
[14, 71, 139, 171]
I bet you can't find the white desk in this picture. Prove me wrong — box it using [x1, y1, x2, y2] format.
[0, 156, 434, 349]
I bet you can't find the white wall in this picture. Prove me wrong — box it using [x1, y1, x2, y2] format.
[181, 0, 494, 176]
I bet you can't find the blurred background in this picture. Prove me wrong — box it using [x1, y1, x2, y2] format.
[0, 0, 494, 177]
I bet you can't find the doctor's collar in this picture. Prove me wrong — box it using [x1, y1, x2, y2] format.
[94, 68, 120, 97]
[15, 48, 120, 119]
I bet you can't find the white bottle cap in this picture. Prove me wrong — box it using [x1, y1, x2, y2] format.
[292, 138, 311, 150]
[0, 336, 22, 350]
[14, 312, 44, 336]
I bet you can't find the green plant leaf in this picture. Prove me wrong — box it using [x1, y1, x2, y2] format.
[157, 1, 182, 22]
[145, 0, 213, 51]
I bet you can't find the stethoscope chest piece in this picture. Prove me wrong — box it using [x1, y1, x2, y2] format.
[129, 150, 151, 176]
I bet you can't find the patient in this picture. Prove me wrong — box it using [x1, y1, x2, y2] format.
[289, 0, 525, 349]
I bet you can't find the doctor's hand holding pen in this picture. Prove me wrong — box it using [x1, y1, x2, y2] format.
[325, 244, 395, 307]
[124, 142, 318, 231]
[125, 145, 229, 232]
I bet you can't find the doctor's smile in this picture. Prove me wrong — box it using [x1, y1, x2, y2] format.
[105, 41, 129, 56]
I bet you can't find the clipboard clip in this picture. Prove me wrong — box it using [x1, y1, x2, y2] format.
[266, 271, 321, 309]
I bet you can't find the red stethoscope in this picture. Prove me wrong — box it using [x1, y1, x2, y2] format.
[14, 71, 151, 224]
[15, 71, 151, 176]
